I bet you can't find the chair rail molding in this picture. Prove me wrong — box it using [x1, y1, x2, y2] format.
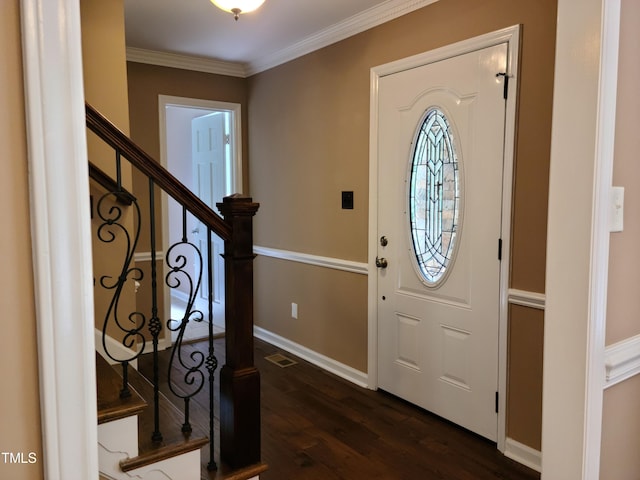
[604, 334, 640, 388]
[507, 289, 546, 310]
[253, 245, 368, 275]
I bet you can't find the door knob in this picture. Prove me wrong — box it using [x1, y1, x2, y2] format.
[375, 256, 388, 269]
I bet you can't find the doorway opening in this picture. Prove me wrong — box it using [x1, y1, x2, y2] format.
[159, 95, 243, 344]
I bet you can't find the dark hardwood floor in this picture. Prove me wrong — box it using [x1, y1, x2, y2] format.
[140, 337, 540, 480]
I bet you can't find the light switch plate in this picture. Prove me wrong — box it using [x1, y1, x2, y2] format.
[610, 186, 624, 233]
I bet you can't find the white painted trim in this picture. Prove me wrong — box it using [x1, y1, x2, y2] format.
[246, 0, 440, 75]
[368, 25, 521, 455]
[127, 449, 201, 479]
[20, 0, 99, 478]
[253, 245, 369, 275]
[583, 0, 621, 477]
[542, 0, 616, 477]
[507, 289, 546, 310]
[133, 251, 164, 263]
[496, 27, 521, 454]
[504, 438, 542, 473]
[604, 334, 640, 389]
[127, 47, 248, 78]
[254, 326, 369, 388]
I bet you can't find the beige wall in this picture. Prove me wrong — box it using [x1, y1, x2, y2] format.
[248, 0, 556, 449]
[0, 1, 44, 479]
[81, 0, 130, 134]
[600, 0, 640, 476]
[506, 305, 544, 450]
[81, 0, 138, 343]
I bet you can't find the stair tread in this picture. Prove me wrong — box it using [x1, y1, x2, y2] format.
[119, 361, 209, 472]
[96, 353, 147, 424]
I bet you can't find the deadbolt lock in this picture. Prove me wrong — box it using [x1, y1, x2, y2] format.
[380, 236, 388, 247]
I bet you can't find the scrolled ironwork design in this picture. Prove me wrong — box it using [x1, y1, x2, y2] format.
[95, 190, 147, 397]
[165, 238, 208, 432]
[96, 191, 147, 397]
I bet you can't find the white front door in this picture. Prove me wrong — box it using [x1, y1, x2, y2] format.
[376, 43, 507, 441]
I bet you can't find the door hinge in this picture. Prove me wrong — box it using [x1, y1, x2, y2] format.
[498, 238, 503, 261]
[495, 392, 499, 413]
[225, 134, 231, 145]
[496, 72, 510, 100]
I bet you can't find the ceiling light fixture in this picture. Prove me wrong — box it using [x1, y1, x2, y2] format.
[210, 0, 266, 21]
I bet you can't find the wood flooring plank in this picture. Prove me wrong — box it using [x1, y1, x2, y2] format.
[140, 337, 539, 480]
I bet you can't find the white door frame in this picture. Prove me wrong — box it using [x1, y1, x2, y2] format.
[368, 25, 520, 453]
[158, 95, 243, 344]
[542, 0, 620, 477]
[20, 0, 99, 478]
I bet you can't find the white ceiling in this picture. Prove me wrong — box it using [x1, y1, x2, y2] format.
[124, 0, 438, 75]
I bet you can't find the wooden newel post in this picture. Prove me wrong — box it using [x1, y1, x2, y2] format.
[217, 194, 261, 468]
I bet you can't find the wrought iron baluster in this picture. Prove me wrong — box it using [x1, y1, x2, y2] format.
[206, 226, 219, 471]
[165, 206, 205, 435]
[96, 153, 146, 399]
[148, 178, 163, 443]
[116, 150, 123, 190]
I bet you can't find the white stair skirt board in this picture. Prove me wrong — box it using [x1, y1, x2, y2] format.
[98, 417, 139, 478]
[504, 437, 542, 473]
[126, 450, 201, 480]
[98, 416, 202, 479]
[254, 326, 368, 388]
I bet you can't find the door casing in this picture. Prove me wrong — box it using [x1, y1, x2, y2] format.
[367, 25, 521, 453]
[158, 95, 243, 345]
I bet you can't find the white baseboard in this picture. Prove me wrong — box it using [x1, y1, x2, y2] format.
[504, 437, 542, 473]
[254, 326, 368, 388]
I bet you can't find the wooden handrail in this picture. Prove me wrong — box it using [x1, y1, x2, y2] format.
[88, 103, 262, 472]
[85, 102, 232, 241]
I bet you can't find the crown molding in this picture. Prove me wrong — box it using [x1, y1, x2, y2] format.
[126, 47, 249, 78]
[125, 0, 439, 78]
[246, 0, 439, 75]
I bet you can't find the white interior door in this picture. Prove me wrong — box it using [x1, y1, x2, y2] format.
[376, 43, 507, 441]
[188, 112, 230, 339]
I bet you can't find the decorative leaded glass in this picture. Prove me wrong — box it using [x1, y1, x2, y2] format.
[409, 108, 460, 285]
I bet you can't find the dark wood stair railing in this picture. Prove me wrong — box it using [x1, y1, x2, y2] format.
[86, 102, 262, 476]
[86, 103, 231, 241]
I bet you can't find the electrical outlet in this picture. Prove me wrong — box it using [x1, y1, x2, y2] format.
[291, 303, 298, 319]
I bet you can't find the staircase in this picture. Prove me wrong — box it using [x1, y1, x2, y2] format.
[86, 103, 265, 479]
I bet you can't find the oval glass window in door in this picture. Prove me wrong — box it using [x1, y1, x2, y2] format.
[409, 107, 461, 286]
